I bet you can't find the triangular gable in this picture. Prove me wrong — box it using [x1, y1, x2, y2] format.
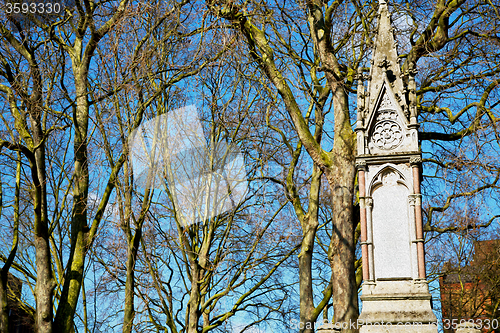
[365, 77, 408, 134]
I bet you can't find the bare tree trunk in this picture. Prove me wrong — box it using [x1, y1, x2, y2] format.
[297, 164, 322, 333]
[122, 192, 150, 333]
[123, 231, 142, 333]
[325, 164, 358, 331]
[209, 8, 361, 329]
[120, 146, 151, 333]
[0, 153, 22, 332]
[323, 87, 359, 332]
[33, 146, 54, 333]
[298, 223, 317, 333]
[54, 69, 89, 332]
[187, 263, 202, 333]
[34, 229, 54, 333]
[0, 23, 55, 332]
[31, 66, 55, 333]
[0, 274, 8, 333]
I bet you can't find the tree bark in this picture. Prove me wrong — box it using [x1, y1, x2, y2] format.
[323, 86, 358, 332]
[30, 63, 54, 333]
[298, 221, 317, 333]
[187, 263, 202, 333]
[325, 163, 358, 330]
[122, 188, 150, 333]
[295, 163, 323, 333]
[54, 67, 89, 332]
[0, 153, 22, 333]
[122, 231, 142, 333]
[0, 274, 9, 333]
[33, 142, 54, 333]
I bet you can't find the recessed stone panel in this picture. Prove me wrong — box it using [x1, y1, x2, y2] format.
[371, 170, 412, 279]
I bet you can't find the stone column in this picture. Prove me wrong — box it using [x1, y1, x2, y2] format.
[411, 157, 426, 279]
[408, 195, 419, 279]
[357, 161, 369, 281]
[366, 197, 375, 281]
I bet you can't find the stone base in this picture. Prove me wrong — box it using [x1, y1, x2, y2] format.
[456, 322, 481, 333]
[358, 280, 438, 333]
[360, 325, 437, 333]
[316, 327, 340, 333]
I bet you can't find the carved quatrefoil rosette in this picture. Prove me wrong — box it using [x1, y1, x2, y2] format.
[371, 110, 403, 150]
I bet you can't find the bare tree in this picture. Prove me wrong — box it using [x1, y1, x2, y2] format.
[0, 0, 219, 331]
[120, 47, 301, 333]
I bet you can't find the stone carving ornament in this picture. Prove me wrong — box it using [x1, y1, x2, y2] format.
[381, 170, 399, 185]
[378, 91, 393, 109]
[371, 110, 403, 150]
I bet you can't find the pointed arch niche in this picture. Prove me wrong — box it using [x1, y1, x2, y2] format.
[367, 165, 417, 280]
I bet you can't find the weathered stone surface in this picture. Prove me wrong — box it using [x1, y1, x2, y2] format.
[359, 281, 436, 320]
[356, 0, 419, 157]
[371, 170, 412, 278]
[361, 279, 430, 295]
[365, 88, 418, 155]
[359, 281, 438, 332]
[363, 162, 419, 280]
[360, 324, 438, 333]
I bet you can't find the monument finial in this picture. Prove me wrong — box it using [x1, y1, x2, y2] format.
[378, 0, 388, 12]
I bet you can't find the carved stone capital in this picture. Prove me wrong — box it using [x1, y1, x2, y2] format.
[356, 160, 367, 170]
[409, 194, 422, 206]
[409, 156, 422, 166]
[365, 197, 373, 207]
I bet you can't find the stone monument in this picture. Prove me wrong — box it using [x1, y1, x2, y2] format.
[355, 0, 438, 332]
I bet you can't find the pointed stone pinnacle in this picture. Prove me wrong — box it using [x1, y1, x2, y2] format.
[366, 0, 406, 114]
[379, 0, 388, 9]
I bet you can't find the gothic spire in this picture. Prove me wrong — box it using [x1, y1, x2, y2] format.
[366, 0, 406, 115]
